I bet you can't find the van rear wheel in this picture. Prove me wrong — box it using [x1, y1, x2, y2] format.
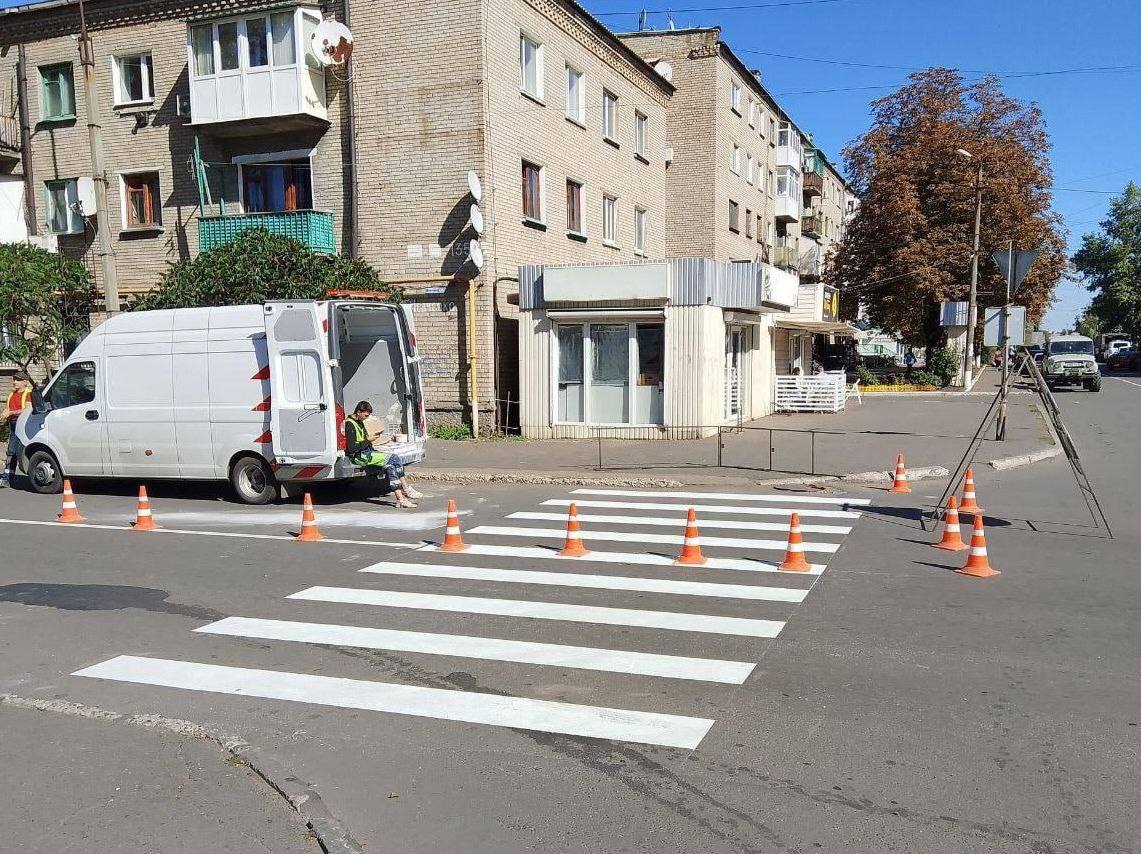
[231, 456, 278, 505]
[26, 450, 63, 495]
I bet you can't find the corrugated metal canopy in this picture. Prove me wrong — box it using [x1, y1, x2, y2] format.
[774, 319, 861, 336]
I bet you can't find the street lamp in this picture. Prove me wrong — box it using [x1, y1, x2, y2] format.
[958, 148, 983, 388]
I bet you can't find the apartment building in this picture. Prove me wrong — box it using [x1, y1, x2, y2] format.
[0, 0, 671, 427]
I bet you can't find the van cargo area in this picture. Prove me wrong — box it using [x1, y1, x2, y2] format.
[334, 304, 419, 440]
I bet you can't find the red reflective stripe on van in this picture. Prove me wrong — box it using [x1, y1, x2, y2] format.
[254, 430, 272, 445]
[251, 365, 270, 381]
[253, 396, 271, 412]
[296, 465, 326, 479]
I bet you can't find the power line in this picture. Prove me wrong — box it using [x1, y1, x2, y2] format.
[594, 0, 848, 17]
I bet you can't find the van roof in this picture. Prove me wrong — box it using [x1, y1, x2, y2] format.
[1048, 334, 1093, 343]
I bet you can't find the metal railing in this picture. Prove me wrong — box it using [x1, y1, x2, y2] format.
[0, 114, 20, 152]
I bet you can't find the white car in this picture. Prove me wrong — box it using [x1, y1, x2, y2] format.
[1042, 334, 1101, 392]
[17, 300, 426, 503]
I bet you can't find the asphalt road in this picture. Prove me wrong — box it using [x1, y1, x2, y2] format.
[0, 377, 1138, 853]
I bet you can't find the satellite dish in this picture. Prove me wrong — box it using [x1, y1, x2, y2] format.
[467, 170, 482, 201]
[310, 20, 354, 67]
[469, 239, 484, 270]
[654, 60, 673, 82]
[470, 203, 485, 235]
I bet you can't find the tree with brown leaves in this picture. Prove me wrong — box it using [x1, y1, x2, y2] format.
[830, 69, 1066, 352]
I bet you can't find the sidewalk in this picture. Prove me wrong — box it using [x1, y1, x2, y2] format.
[417, 386, 1053, 487]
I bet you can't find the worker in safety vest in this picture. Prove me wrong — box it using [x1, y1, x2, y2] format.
[343, 400, 424, 509]
[1, 371, 32, 487]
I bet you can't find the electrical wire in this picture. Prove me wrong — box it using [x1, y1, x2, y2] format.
[593, 0, 849, 16]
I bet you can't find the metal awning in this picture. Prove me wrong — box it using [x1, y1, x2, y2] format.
[774, 319, 861, 337]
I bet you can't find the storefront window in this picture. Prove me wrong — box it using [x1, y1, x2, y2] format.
[635, 324, 664, 424]
[557, 325, 584, 423]
[555, 322, 664, 426]
[590, 324, 629, 424]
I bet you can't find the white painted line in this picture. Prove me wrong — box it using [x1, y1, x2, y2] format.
[359, 562, 809, 603]
[196, 616, 755, 684]
[420, 543, 825, 575]
[543, 498, 861, 520]
[0, 517, 421, 549]
[511, 511, 852, 536]
[288, 587, 786, 638]
[468, 525, 839, 554]
[1109, 376, 1141, 389]
[572, 488, 871, 506]
[74, 655, 714, 749]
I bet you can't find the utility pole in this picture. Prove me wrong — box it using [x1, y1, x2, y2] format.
[77, 0, 119, 313]
[964, 161, 983, 388]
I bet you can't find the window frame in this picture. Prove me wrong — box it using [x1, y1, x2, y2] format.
[231, 148, 316, 214]
[634, 110, 648, 160]
[602, 89, 619, 143]
[519, 31, 544, 101]
[38, 62, 76, 122]
[44, 178, 82, 235]
[602, 193, 618, 247]
[565, 178, 584, 237]
[119, 170, 163, 230]
[633, 206, 647, 256]
[189, 11, 302, 81]
[564, 63, 585, 125]
[521, 159, 544, 225]
[111, 52, 154, 107]
[730, 80, 741, 114]
[745, 208, 753, 239]
[745, 153, 754, 185]
[730, 144, 741, 175]
[46, 361, 97, 410]
[728, 199, 740, 234]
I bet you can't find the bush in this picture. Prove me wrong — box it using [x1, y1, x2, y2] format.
[855, 363, 877, 386]
[429, 423, 474, 441]
[927, 347, 959, 385]
[909, 370, 943, 387]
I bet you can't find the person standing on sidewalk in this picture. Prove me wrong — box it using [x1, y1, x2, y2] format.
[1, 372, 32, 488]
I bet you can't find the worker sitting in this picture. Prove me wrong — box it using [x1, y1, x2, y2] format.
[343, 400, 424, 509]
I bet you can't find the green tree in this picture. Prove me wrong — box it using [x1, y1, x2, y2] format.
[0, 243, 96, 373]
[133, 229, 399, 310]
[831, 69, 1067, 351]
[1072, 183, 1141, 341]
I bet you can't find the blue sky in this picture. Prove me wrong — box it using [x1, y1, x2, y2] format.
[7, 0, 1135, 329]
[583, 0, 1140, 330]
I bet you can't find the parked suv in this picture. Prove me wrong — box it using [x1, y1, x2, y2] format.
[1042, 334, 1101, 391]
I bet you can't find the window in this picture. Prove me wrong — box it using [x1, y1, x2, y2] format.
[191, 25, 215, 76]
[520, 33, 543, 99]
[557, 325, 585, 422]
[565, 65, 584, 124]
[271, 11, 296, 65]
[768, 116, 776, 143]
[555, 323, 664, 425]
[122, 172, 161, 228]
[756, 213, 764, 243]
[602, 194, 618, 245]
[246, 17, 269, 67]
[748, 98, 756, 128]
[113, 53, 153, 105]
[218, 21, 240, 71]
[45, 179, 81, 235]
[730, 144, 741, 174]
[634, 207, 647, 255]
[602, 90, 618, 142]
[591, 323, 629, 424]
[192, 14, 298, 80]
[777, 165, 800, 198]
[566, 179, 583, 235]
[746, 153, 754, 184]
[39, 63, 75, 121]
[47, 361, 96, 410]
[766, 168, 775, 196]
[728, 199, 739, 233]
[745, 208, 753, 239]
[522, 160, 543, 222]
[730, 80, 741, 113]
[242, 159, 312, 212]
[634, 111, 647, 159]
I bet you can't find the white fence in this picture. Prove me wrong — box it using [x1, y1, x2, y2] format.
[774, 374, 846, 413]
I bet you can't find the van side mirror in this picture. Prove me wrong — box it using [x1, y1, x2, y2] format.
[30, 388, 52, 415]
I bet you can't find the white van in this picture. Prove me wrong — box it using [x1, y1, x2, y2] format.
[16, 300, 426, 504]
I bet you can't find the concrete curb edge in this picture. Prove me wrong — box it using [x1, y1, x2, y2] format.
[0, 693, 364, 854]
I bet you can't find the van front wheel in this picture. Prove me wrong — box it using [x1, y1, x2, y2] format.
[26, 450, 63, 495]
[231, 456, 278, 505]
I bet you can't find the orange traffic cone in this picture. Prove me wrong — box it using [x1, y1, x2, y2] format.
[779, 512, 812, 572]
[959, 467, 986, 513]
[132, 485, 160, 531]
[674, 508, 707, 565]
[932, 495, 968, 551]
[955, 514, 999, 578]
[56, 479, 85, 523]
[438, 499, 469, 553]
[296, 492, 325, 542]
[558, 503, 590, 557]
[889, 453, 911, 494]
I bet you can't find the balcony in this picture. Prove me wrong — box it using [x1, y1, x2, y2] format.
[801, 215, 822, 240]
[187, 7, 328, 136]
[802, 171, 823, 197]
[198, 210, 335, 253]
[773, 244, 798, 270]
[775, 194, 800, 222]
[0, 114, 20, 163]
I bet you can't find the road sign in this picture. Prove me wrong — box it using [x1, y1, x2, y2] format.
[992, 249, 1039, 295]
[984, 306, 1026, 346]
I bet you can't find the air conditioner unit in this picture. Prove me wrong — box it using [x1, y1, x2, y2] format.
[176, 93, 192, 119]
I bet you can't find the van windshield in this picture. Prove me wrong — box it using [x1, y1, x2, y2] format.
[334, 306, 419, 439]
[1049, 341, 1094, 356]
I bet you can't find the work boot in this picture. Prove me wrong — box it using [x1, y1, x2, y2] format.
[395, 497, 418, 509]
[404, 484, 425, 500]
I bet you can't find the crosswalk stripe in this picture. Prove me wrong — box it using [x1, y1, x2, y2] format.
[195, 616, 756, 684]
[467, 525, 840, 554]
[572, 488, 871, 506]
[74, 655, 714, 749]
[510, 511, 852, 536]
[419, 543, 825, 575]
[288, 587, 786, 638]
[542, 498, 861, 520]
[358, 562, 809, 603]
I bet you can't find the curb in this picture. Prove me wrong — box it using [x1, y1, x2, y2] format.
[989, 445, 1063, 471]
[0, 694, 363, 854]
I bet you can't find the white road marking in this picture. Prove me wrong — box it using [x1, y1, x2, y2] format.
[195, 616, 755, 684]
[1109, 376, 1141, 388]
[467, 525, 839, 554]
[74, 655, 714, 749]
[288, 587, 786, 638]
[420, 543, 825, 575]
[359, 562, 809, 603]
[511, 511, 852, 536]
[112, 508, 449, 532]
[0, 517, 420, 549]
[572, 488, 871, 506]
[543, 498, 861, 520]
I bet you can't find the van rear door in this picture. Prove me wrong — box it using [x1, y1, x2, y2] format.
[263, 302, 335, 467]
